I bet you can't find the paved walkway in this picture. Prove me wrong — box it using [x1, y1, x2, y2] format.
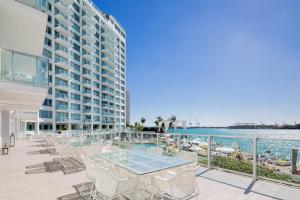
[196, 167, 300, 200]
[0, 139, 299, 200]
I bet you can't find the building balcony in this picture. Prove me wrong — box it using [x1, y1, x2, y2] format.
[102, 89, 114, 96]
[55, 72, 69, 81]
[0, 48, 48, 88]
[82, 15, 96, 26]
[82, 44, 93, 53]
[55, 49, 70, 60]
[82, 53, 93, 61]
[55, 93, 69, 101]
[82, 34, 96, 44]
[82, 2, 96, 16]
[55, 105, 68, 111]
[82, 73, 92, 80]
[83, 119, 92, 123]
[101, 48, 115, 57]
[82, 91, 92, 98]
[55, 36, 71, 48]
[55, 117, 69, 122]
[82, 101, 92, 106]
[101, 81, 114, 88]
[102, 58, 115, 70]
[55, 13, 71, 27]
[82, 109, 91, 114]
[55, 24, 71, 38]
[82, 63, 93, 71]
[55, 60, 70, 71]
[82, 25, 96, 35]
[55, 0, 72, 16]
[55, 83, 69, 91]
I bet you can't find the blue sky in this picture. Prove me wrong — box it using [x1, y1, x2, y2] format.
[95, 0, 300, 126]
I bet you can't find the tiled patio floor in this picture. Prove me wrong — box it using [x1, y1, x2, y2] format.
[0, 139, 299, 200]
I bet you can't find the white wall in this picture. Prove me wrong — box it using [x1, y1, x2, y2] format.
[1, 110, 11, 146]
[0, 0, 47, 57]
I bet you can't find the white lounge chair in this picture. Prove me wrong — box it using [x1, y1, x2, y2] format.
[91, 165, 138, 200]
[153, 166, 199, 200]
[175, 151, 198, 163]
[80, 155, 98, 197]
[146, 147, 163, 155]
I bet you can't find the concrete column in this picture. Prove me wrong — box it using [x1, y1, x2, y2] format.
[1, 110, 11, 146]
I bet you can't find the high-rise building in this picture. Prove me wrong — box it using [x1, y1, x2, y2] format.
[126, 90, 130, 126]
[39, 0, 126, 131]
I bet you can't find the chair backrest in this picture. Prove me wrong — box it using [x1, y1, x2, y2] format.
[83, 144, 104, 155]
[176, 151, 198, 163]
[81, 155, 97, 180]
[167, 166, 198, 198]
[94, 167, 120, 198]
[146, 147, 163, 155]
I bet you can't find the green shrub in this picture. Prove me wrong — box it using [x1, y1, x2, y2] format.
[199, 156, 300, 185]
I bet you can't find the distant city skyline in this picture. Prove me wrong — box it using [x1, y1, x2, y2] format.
[97, 0, 300, 126]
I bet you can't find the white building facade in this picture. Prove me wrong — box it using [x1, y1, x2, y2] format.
[39, 0, 126, 131]
[0, 0, 48, 143]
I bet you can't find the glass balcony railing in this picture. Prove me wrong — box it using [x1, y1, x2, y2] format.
[55, 104, 68, 110]
[55, 93, 68, 99]
[0, 48, 48, 87]
[16, 0, 47, 11]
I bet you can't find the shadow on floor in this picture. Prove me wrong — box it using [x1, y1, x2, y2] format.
[198, 172, 283, 200]
[25, 157, 85, 175]
[27, 148, 57, 155]
[57, 182, 93, 200]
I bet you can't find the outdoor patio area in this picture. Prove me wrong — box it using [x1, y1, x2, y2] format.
[0, 138, 299, 200]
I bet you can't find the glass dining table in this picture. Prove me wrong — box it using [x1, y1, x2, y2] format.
[95, 150, 192, 175]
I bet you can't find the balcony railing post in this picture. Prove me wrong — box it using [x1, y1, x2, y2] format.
[141, 132, 144, 151]
[118, 131, 121, 147]
[178, 134, 181, 152]
[253, 137, 257, 181]
[207, 136, 212, 169]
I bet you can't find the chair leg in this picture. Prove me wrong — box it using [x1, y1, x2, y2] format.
[89, 181, 94, 199]
[80, 175, 87, 196]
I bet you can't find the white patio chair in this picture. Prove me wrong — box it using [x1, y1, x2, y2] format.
[146, 147, 163, 155]
[91, 165, 138, 200]
[83, 144, 104, 156]
[153, 166, 199, 200]
[175, 151, 198, 163]
[80, 155, 98, 197]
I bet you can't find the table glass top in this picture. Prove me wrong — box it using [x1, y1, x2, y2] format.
[96, 150, 191, 175]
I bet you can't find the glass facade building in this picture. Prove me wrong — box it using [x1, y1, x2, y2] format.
[38, 0, 126, 131]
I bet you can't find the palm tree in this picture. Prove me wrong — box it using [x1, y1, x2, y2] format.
[154, 116, 163, 126]
[168, 115, 177, 133]
[170, 115, 176, 122]
[154, 116, 163, 133]
[141, 117, 146, 126]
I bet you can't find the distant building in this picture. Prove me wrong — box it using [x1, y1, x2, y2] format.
[126, 90, 130, 126]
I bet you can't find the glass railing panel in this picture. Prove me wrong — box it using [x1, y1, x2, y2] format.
[0, 48, 48, 87]
[210, 136, 253, 175]
[257, 138, 300, 185]
[16, 0, 47, 11]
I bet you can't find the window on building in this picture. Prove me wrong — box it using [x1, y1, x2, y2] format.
[71, 93, 80, 101]
[46, 26, 52, 35]
[39, 110, 52, 118]
[42, 98, 52, 107]
[43, 48, 52, 59]
[44, 37, 52, 47]
[47, 2, 52, 11]
[47, 15, 52, 23]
